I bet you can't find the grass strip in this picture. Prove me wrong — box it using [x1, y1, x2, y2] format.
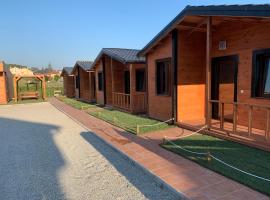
[58, 97, 172, 134]
[162, 134, 270, 196]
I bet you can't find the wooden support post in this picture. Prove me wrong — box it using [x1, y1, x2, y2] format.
[248, 105, 253, 137]
[111, 57, 114, 105]
[220, 102, 224, 130]
[129, 64, 134, 112]
[42, 76, 46, 100]
[266, 109, 270, 141]
[233, 104, 237, 134]
[13, 77, 18, 102]
[206, 17, 212, 129]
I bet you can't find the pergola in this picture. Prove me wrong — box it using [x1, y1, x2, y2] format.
[13, 75, 46, 102]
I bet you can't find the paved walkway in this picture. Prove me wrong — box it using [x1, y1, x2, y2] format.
[50, 98, 269, 200]
[0, 102, 179, 200]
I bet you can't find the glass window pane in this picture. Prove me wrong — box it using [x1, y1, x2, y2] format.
[264, 58, 270, 95]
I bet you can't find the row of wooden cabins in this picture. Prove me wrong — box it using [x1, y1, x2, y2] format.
[61, 4, 270, 151]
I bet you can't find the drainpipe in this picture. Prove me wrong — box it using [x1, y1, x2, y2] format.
[172, 29, 178, 124]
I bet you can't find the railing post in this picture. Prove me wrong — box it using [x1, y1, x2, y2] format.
[266, 109, 270, 141]
[233, 104, 237, 134]
[219, 102, 224, 130]
[248, 105, 253, 137]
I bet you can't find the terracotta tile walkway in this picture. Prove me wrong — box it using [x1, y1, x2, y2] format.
[50, 98, 269, 200]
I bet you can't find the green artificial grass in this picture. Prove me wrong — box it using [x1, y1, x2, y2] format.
[57, 96, 95, 110]
[58, 97, 172, 134]
[88, 108, 171, 134]
[162, 134, 270, 196]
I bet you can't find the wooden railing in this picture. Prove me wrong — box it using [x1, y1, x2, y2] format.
[209, 100, 270, 141]
[112, 92, 131, 110]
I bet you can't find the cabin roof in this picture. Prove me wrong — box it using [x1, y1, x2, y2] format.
[76, 61, 94, 71]
[61, 67, 73, 76]
[138, 4, 270, 56]
[92, 48, 145, 67]
[70, 61, 94, 74]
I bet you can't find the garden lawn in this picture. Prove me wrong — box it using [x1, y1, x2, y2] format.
[57, 96, 95, 110]
[162, 134, 270, 196]
[58, 97, 172, 134]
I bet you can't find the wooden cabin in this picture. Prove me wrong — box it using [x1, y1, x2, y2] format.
[139, 4, 270, 150]
[0, 61, 13, 104]
[92, 48, 147, 113]
[71, 61, 96, 103]
[61, 67, 75, 98]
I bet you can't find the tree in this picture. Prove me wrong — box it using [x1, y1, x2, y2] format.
[54, 75, 60, 82]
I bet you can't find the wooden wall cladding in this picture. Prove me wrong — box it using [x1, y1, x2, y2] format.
[212, 20, 270, 129]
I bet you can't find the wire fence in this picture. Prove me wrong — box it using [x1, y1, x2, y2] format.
[164, 132, 270, 183]
[136, 118, 174, 134]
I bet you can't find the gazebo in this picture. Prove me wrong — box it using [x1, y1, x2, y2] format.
[13, 75, 46, 102]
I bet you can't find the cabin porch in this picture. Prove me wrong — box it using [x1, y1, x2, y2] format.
[174, 15, 270, 151]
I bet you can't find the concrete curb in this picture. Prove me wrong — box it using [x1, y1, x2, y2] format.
[50, 100, 189, 200]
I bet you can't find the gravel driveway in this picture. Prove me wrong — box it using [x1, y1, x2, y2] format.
[0, 102, 178, 200]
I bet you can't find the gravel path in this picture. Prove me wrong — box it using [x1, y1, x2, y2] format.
[0, 102, 178, 200]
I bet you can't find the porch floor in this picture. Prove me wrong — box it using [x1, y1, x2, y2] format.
[50, 98, 268, 200]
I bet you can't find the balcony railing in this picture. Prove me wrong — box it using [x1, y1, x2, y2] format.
[112, 92, 131, 110]
[209, 100, 270, 143]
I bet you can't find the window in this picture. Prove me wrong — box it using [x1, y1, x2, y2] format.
[75, 75, 80, 89]
[98, 72, 103, 91]
[252, 49, 270, 98]
[136, 69, 145, 92]
[156, 59, 171, 95]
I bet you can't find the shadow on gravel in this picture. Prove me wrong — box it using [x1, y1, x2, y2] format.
[0, 117, 65, 200]
[81, 131, 179, 200]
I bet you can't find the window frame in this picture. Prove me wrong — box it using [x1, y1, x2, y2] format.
[135, 68, 146, 92]
[98, 72, 103, 91]
[252, 48, 270, 99]
[155, 58, 171, 96]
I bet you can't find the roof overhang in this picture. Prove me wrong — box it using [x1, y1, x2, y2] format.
[71, 62, 90, 75]
[138, 4, 270, 56]
[92, 50, 127, 68]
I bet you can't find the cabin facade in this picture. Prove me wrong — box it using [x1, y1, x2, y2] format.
[0, 61, 13, 104]
[71, 61, 96, 102]
[92, 48, 147, 113]
[61, 67, 75, 98]
[139, 5, 270, 150]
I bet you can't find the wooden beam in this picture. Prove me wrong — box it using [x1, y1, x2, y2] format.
[248, 105, 253, 137]
[187, 18, 208, 36]
[233, 104, 237, 134]
[129, 64, 134, 112]
[111, 57, 115, 105]
[206, 16, 212, 129]
[266, 109, 270, 141]
[13, 77, 18, 102]
[177, 25, 206, 32]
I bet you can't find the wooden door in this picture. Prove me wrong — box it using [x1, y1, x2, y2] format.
[212, 56, 238, 121]
[124, 71, 130, 94]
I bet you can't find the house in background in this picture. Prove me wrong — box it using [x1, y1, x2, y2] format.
[61, 67, 75, 98]
[71, 61, 95, 102]
[92, 48, 146, 113]
[139, 5, 270, 150]
[0, 61, 13, 104]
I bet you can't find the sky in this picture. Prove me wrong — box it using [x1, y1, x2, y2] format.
[0, 0, 269, 69]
